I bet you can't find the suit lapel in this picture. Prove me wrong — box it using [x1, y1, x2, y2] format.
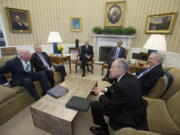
[35, 53, 44, 65]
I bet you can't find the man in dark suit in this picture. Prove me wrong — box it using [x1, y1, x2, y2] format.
[31, 45, 66, 87]
[103, 40, 126, 81]
[0, 49, 50, 100]
[80, 40, 94, 77]
[90, 59, 148, 135]
[12, 15, 28, 30]
[137, 52, 164, 95]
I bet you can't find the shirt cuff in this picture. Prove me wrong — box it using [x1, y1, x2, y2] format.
[98, 92, 104, 97]
[3, 82, 9, 86]
[104, 88, 108, 93]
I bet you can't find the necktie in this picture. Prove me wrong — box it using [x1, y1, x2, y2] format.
[25, 62, 31, 72]
[38, 53, 50, 68]
[114, 48, 120, 58]
[137, 68, 151, 79]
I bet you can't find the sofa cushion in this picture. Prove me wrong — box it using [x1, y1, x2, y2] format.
[13, 86, 26, 93]
[115, 127, 161, 135]
[146, 98, 180, 134]
[162, 68, 180, 101]
[0, 56, 15, 67]
[147, 75, 168, 98]
[166, 90, 180, 130]
[0, 86, 16, 104]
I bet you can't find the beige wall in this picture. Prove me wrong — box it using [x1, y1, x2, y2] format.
[0, 0, 180, 53]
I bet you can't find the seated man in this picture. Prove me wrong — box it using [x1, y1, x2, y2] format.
[80, 40, 94, 77]
[31, 44, 67, 87]
[103, 40, 126, 81]
[136, 52, 164, 95]
[90, 59, 148, 135]
[0, 49, 50, 101]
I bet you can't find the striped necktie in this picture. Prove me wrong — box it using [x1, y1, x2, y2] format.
[25, 62, 31, 72]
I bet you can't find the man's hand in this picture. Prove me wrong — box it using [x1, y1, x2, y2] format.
[49, 66, 55, 72]
[91, 87, 103, 95]
[86, 55, 91, 60]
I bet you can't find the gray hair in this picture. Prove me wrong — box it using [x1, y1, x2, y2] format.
[152, 52, 164, 63]
[114, 58, 129, 72]
[33, 44, 41, 49]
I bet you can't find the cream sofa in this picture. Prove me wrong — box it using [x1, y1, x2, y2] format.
[0, 56, 62, 125]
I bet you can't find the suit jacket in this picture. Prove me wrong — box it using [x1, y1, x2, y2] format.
[0, 57, 33, 86]
[80, 45, 94, 60]
[31, 52, 52, 72]
[137, 64, 164, 95]
[99, 73, 147, 130]
[108, 47, 126, 61]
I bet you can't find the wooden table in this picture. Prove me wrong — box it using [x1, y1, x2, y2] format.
[30, 76, 97, 135]
[49, 55, 71, 74]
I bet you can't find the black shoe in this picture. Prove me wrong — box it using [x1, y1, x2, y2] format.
[90, 126, 109, 135]
[82, 74, 85, 77]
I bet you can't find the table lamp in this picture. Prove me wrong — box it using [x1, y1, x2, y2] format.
[47, 32, 62, 54]
[143, 34, 167, 54]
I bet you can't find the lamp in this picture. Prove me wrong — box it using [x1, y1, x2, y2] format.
[143, 34, 167, 54]
[47, 32, 62, 54]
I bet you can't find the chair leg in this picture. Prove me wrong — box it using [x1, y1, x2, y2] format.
[91, 65, 93, 74]
[75, 64, 78, 73]
[102, 67, 104, 75]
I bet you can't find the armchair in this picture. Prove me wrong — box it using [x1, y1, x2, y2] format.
[75, 54, 94, 74]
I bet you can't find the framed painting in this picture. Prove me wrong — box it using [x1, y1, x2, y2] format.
[145, 12, 177, 34]
[6, 7, 32, 33]
[70, 17, 82, 32]
[104, 1, 126, 27]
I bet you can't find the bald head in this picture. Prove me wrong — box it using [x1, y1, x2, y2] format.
[17, 49, 31, 61]
[84, 40, 89, 45]
[117, 40, 123, 47]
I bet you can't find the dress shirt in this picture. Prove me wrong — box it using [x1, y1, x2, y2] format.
[114, 47, 121, 59]
[19, 57, 31, 72]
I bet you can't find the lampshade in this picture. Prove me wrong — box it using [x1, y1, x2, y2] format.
[143, 34, 167, 51]
[47, 32, 62, 43]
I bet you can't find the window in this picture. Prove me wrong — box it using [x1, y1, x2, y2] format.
[0, 14, 7, 47]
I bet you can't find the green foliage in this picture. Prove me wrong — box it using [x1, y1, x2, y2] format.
[92, 26, 136, 35]
[92, 27, 102, 34]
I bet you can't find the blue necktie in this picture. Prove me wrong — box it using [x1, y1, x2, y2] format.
[114, 48, 120, 58]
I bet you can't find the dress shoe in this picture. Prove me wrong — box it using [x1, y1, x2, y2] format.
[82, 74, 85, 77]
[90, 126, 109, 135]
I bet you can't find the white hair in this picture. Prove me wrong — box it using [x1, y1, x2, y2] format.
[114, 58, 129, 72]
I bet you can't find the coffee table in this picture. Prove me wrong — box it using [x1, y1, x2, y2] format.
[30, 76, 97, 135]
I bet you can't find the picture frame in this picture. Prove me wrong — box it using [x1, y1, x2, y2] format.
[104, 1, 126, 27]
[70, 17, 82, 32]
[6, 7, 32, 33]
[145, 12, 177, 34]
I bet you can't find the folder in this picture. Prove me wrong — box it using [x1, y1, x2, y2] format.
[66, 96, 91, 111]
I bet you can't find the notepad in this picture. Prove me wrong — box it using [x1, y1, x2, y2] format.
[47, 85, 69, 98]
[66, 96, 91, 111]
